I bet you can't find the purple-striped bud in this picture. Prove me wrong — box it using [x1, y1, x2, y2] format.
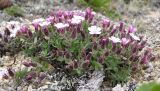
[144, 48, 151, 56]
[85, 8, 92, 20]
[99, 38, 109, 48]
[71, 30, 77, 39]
[93, 42, 98, 50]
[29, 62, 37, 67]
[84, 59, 90, 66]
[22, 61, 30, 67]
[20, 25, 29, 34]
[32, 23, 39, 31]
[56, 10, 64, 17]
[27, 30, 33, 37]
[140, 40, 147, 47]
[39, 72, 46, 81]
[116, 47, 122, 54]
[112, 43, 117, 51]
[132, 46, 137, 53]
[86, 52, 92, 60]
[43, 28, 49, 36]
[102, 19, 110, 29]
[141, 55, 149, 64]
[26, 72, 36, 81]
[130, 53, 139, 61]
[150, 56, 156, 61]
[110, 28, 117, 36]
[104, 50, 109, 57]
[98, 56, 105, 63]
[119, 21, 124, 31]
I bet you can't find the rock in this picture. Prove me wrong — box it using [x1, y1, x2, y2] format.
[77, 71, 104, 91]
[0, 0, 12, 9]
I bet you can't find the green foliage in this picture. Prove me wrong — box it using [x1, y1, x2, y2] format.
[136, 82, 160, 91]
[104, 55, 131, 85]
[3, 8, 151, 86]
[14, 69, 28, 85]
[4, 5, 24, 17]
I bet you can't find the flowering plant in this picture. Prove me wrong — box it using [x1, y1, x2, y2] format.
[0, 8, 156, 85]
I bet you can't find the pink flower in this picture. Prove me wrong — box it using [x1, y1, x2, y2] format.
[121, 38, 130, 46]
[128, 25, 137, 33]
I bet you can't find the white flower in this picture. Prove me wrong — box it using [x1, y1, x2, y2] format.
[7, 21, 21, 37]
[71, 15, 85, 24]
[10, 26, 21, 37]
[71, 18, 82, 25]
[54, 23, 69, 29]
[73, 15, 85, 21]
[129, 33, 140, 41]
[88, 26, 101, 35]
[109, 36, 121, 43]
[39, 21, 51, 27]
[32, 18, 45, 24]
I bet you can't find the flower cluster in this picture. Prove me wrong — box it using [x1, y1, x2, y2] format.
[0, 8, 156, 85]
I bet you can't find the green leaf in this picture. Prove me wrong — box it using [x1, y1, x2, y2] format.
[91, 61, 102, 70]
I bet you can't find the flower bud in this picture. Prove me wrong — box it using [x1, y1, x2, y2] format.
[22, 61, 30, 67]
[119, 21, 124, 31]
[99, 38, 109, 48]
[141, 55, 148, 64]
[86, 52, 92, 60]
[32, 23, 39, 31]
[43, 28, 49, 36]
[71, 30, 77, 39]
[104, 50, 109, 57]
[109, 28, 117, 36]
[26, 72, 36, 81]
[116, 47, 122, 54]
[112, 43, 116, 52]
[144, 48, 151, 56]
[150, 56, 156, 61]
[29, 62, 37, 67]
[39, 72, 46, 81]
[102, 19, 110, 29]
[92, 42, 98, 50]
[84, 59, 90, 67]
[98, 56, 105, 63]
[132, 46, 137, 53]
[27, 30, 33, 37]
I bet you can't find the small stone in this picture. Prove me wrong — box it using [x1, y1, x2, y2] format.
[0, 0, 12, 9]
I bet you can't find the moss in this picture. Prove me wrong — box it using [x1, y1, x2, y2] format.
[77, 0, 121, 20]
[136, 82, 160, 91]
[4, 5, 24, 17]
